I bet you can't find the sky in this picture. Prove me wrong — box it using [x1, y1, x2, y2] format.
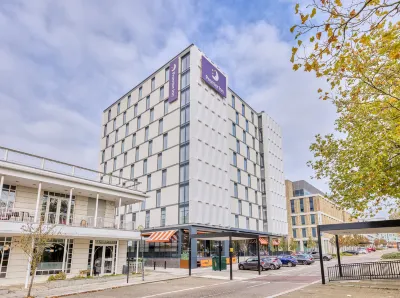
[0, 0, 388, 218]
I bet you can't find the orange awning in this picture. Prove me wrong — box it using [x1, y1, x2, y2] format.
[259, 237, 268, 245]
[146, 230, 177, 243]
[272, 239, 280, 246]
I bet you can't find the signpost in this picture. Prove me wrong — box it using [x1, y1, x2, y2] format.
[137, 225, 144, 281]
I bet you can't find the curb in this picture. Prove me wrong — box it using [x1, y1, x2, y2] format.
[47, 275, 188, 298]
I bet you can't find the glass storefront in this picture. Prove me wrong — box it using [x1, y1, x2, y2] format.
[35, 239, 74, 275]
[0, 237, 12, 278]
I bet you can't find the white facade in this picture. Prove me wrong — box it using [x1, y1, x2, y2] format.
[100, 44, 287, 236]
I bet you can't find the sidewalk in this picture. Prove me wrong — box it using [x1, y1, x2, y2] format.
[1, 270, 187, 298]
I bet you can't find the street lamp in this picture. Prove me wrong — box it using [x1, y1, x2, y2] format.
[137, 225, 144, 281]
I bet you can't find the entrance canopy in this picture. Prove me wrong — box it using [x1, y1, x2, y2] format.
[319, 219, 400, 235]
[146, 230, 177, 243]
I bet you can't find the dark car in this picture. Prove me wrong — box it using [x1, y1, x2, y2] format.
[343, 250, 359, 255]
[309, 251, 333, 261]
[238, 257, 276, 271]
[277, 255, 297, 267]
[295, 254, 315, 265]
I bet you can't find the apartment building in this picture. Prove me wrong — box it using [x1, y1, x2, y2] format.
[100, 44, 287, 268]
[0, 147, 147, 286]
[286, 180, 352, 253]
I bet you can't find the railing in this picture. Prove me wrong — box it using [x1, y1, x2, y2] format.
[0, 146, 141, 191]
[0, 209, 34, 222]
[328, 261, 400, 281]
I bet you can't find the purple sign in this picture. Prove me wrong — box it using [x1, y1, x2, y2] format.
[201, 56, 227, 98]
[168, 56, 179, 103]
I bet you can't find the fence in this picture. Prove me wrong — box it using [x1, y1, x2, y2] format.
[328, 260, 400, 281]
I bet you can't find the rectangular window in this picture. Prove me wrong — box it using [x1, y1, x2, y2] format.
[127, 94, 131, 107]
[246, 120, 249, 132]
[146, 96, 150, 110]
[252, 137, 255, 149]
[147, 175, 151, 191]
[246, 217, 249, 229]
[248, 174, 251, 187]
[244, 158, 247, 171]
[156, 190, 161, 208]
[164, 100, 168, 115]
[245, 187, 248, 200]
[181, 106, 190, 124]
[300, 198, 304, 212]
[132, 213, 136, 222]
[309, 197, 314, 211]
[145, 211, 150, 228]
[311, 214, 316, 225]
[247, 146, 250, 159]
[104, 162, 107, 173]
[134, 104, 138, 117]
[113, 119, 116, 130]
[182, 53, 190, 72]
[103, 125, 107, 137]
[256, 219, 259, 231]
[137, 116, 141, 129]
[232, 123, 236, 136]
[123, 112, 126, 124]
[151, 77, 155, 91]
[158, 119, 163, 134]
[302, 228, 307, 238]
[181, 71, 190, 89]
[132, 133, 136, 147]
[180, 144, 190, 162]
[258, 206, 261, 219]
[180, 163, 189, 182]
[165, 67, 169, 82]
[160, 86, 164, 101]
[312, 227, 317, 238]
[235, 215, 239, 228]
[121, 140, 125, 153]
[231, 95, 235, 108]
[243, 130, 246, 143]
[233, 152, 237, 166]
[251, 112, 254, 124]
[135, 146, 139, 161]
[162, 169, 167, 187]
[150, 108, 154, 122]
[242, 103, 245, 116]
[236, 140, 240, 154]
[256, 152, 259, 165]
[257, 179, 260, 191]
[143, 159, 147, 174]
[161, 208, 166, 227]
[108, 109, 111, 121]
[139, 87, 142, 99]
[179, 184, 189, 203]
[235, 112, 239, 124]
[124, 152, 127, 166]
[179, 205, 189, 224]
[301, 215, 306, 225]
[115, 129, 119, 142]
[180, 125, 190, 143]
[238, 200, 242, 215]
[237, 169, 241, 183]
[113, 158, 117, 171]
[130, 165, 134, 179]
[141, 200, 145, 211]
[101, 150, 105, 163]
[234, 183, 238, 197]
[163, 133, 168, 149]
[253, 162, 256, 175]
[117, 102, 121, 114]
[125, 123, 129, 137]
[145, 126, 149, 141]
[181, 88, 190, 106]
[157, 153, 162, 170]
[111, 145, 114, 158]
[293, 229, 297, 238]
[249, 203, 252, 217]
[292, 216, 296, 225]
[148, 140, 153, 155]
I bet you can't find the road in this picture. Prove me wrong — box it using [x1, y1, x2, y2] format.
[70, 250, 389, 298]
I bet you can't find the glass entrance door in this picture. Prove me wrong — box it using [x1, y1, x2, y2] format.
[94, 245, 115, 275]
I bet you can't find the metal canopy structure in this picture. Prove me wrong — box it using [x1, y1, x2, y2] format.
[189, 232, 263, 280]
[317, 219, 400, 284]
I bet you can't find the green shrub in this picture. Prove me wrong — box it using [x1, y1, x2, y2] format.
[376, 247, 384, 250]
[381, 252, 400, 259]
[47, 271, 66, 281]
[341, 252, 354, 256]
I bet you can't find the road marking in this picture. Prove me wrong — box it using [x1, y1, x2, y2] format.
[264, 279, 321, 298]
[247, 282, 270, 288]
[138, 280, 232, 298]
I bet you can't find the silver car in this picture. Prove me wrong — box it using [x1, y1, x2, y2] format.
[238, 257, 279, 271]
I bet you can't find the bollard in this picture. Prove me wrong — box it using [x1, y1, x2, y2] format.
[154, 261, 156, 270]
[164, 261, 167, 269]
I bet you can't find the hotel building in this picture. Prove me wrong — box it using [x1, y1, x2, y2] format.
[100, 44, 287, 267]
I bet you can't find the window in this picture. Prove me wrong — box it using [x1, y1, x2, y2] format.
[108, 109, 111, 121]
[292, 216, 296, 225]
[146, 96, 150, 110]
[160, 86, 164, 101]
[125, 123, 129, 137]
[103, 162, 107, 173]
[180, 163, 189, 182]
[157, 153, 162, 170]
[141, 200, 145, 211]
[248, 174, 251, 187]
[0, 184, 16, 214]
[113, 119, 116, 130]
[233, 152, 237, 166]
[127, 94, 131, 107]
[163, 133, 168, 149]
[232, 123, 236, 136]
[311, 214, 316, 225]
[235, 112, 239, 124]
[243, 130, 246, 143]
[249, 203, 252, 217]
[179, 205, 189, 224]
[161, 208, 166, 227]
[143, 159, 147, 174]
[245, 187, 248, 200]
[123, 112, 126, 124]
[302, 228, 307, 238]
[242, 103, 245, 116]
[164, 100, 168, 115]
[238, 200, 242, 215]
[301, 215, 306, 225]
[246, 217, 249, 229]
[111, 145, 114, 158]
[113, 158, 117, 171]
[256, 152, 259, 165]
[251, 112, 254, 123]
[121, 139, 125, 153]
[130, 165, 134, 179]
[156, 190, 161, 208]
[236, 140, 240, 153]
[132, 213, 136, 222]
[162, 169, 167, 187]
[244, 158, 247, 171]
[145, 126, 149, 141]
[181, 106, 190, 124]
[151, 77, 155, 91]
[231, 95, 235, 108]
[180, 184, 189, 203]
[137, 116, 141, 129]
[235, 215, 239, 228]
[181, 88, 190, 106]
[117, 102, 121, 114]
[165, 67, 169, 81]
[150, 108, 154, 122]
[257, 179, 260, 191]
[247, 146, 250, 159]
[258, 206, 261, 219]
[134, 104, 138, 117]
[246, 120, 249, 132]
[253, 162, 256, 174]
[237, 169, 241, 183]
[312, 227, 317, 238]
[300, 198, 304, 212]
[181, 71, 190, 89]
[182, 53, 190, 71]
[145, 211, 150, 228]
[180, 125, 190, 143]
[293, 229, 297, 238]
[256, 220, 259, 231]
[252, 137, 255, 149]
[115, 129, 119, 142]
[132, 133, 136, 147]
[158, 119, 163, 135]
[233, 183, 238, 197]
[101, 150, 105, 163]
[103, 125, 107, 137]
[180, 144, 190, 162]
[148, 140, 153, 155]
[139, 86, 142, 99]
[135, 147, 139, 161]
[309, 197, 314, 211]
[147, 175, 151, 191]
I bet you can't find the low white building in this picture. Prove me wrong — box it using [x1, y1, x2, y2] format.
[0, 146, 147, 286]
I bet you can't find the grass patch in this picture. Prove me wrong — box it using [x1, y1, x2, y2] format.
[47, 272, 67, 281]
[381, 252, 400, 259]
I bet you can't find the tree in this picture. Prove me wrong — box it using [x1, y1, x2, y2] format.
[291, 1, 400, 218]
[374, 238, 388, 246]
[278, 237, 289, 251]
[389, 211, 400, 220]
[289, 239, 299, 252]
[307, 236, 317, 250]
[15, 221, 59, 298]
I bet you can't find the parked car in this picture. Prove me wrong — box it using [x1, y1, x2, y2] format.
[309, 251, 333, 261]
[265, 257, 282, 270]
[238, 257, 280, 271]
[357, 248, 368, 254]
[343, 250, 359, 255]
[295, 254, 315, 265]
[277, 255, 297, 267]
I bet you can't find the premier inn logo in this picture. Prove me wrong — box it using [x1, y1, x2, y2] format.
[201, 56, 226, 98]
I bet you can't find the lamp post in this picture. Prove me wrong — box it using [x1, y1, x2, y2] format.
[137, 225, 144, 281]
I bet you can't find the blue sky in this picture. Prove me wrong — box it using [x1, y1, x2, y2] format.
[0, 0, 388, 218]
